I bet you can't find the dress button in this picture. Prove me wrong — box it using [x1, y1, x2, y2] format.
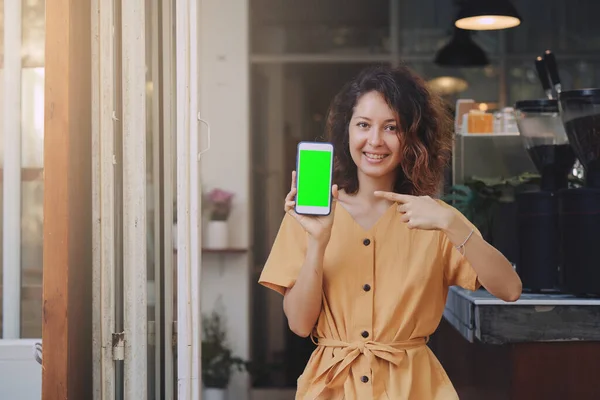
[363, 284, 371, 292]
[363, 238, 371, 246]
[361, 375, 369, 383]
[361, 330, 369, 338]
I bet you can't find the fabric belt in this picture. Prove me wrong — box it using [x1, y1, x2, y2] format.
[304, 334, 428, 399]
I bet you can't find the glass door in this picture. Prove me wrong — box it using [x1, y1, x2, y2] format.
[0, 0, 45, 397]
[92, 0, 178, 398]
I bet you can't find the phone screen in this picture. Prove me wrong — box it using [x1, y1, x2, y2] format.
[296, 143, 333, 215]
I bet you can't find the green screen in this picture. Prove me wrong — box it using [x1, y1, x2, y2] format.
[297, 149, 332, 207]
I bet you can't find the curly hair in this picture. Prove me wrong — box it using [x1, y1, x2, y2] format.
[326, 64, 454, 197]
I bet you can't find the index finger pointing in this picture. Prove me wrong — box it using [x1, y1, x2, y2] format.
[374, 191, 414, 203]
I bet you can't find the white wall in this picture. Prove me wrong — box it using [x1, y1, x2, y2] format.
[198, 0, 250, 398]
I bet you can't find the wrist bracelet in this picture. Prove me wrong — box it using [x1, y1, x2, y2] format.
[454, 229, 474, 256]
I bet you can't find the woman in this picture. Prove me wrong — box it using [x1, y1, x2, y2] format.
[258, 65, 522, 400]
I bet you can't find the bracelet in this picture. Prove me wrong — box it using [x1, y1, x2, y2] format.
[454, 229, 474, 256]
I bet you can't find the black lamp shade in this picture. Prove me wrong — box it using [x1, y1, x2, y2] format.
[455, 0, 522, 30]
[434, 29, 489, 67]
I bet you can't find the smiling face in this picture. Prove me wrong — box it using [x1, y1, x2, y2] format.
[348, 91, 403, 184]
[329, 65, 453, 197]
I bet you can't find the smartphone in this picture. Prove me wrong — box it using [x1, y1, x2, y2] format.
[295, 141, 334, 216]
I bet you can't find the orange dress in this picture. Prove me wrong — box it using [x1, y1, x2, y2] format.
[258, 200, 480, 400]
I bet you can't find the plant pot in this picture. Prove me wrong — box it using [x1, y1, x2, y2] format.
[203, 387, 226, 400]
[205, 220, 229, 249]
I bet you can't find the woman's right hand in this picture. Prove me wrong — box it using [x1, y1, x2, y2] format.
[284, 170, 338, 246]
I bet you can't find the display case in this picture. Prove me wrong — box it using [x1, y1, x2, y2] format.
[452, 99, 536, 186]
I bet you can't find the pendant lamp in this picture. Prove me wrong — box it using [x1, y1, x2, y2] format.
[428, 76, 469, 96]
[434, 28, 489, 67]
[455, 0, 521, 31]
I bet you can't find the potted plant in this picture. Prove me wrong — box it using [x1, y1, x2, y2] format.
[442, 172, 584, 264]
[204, 188, 235, 249]
[202, 310, 247, 400]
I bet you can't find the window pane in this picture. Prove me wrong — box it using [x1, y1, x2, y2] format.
[0, 0, 45, 338]
[398, 0, 500, 56]
[21, 68, 44, 168]
[408, 62, 500, 103]
[506, 0, 600, 54]
[20, 0, 45, 339]
[20, 0, 45, 338]
[251, 0, 390, 54]
[507, 60, 600, 106]
[21, 178, 43, 338]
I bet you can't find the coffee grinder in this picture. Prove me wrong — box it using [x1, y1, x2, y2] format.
[557, 88, 600, 295]
[514, 99, 576, 292]
[512, 52, 577, 292]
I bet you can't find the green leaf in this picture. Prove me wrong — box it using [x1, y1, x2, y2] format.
[201, 310, 249, 388]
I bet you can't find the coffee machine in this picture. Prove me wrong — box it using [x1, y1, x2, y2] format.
[514, 99, 576, 292]
[557, 89, 600, 295]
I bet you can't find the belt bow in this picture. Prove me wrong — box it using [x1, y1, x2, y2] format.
[305, 335, 428, 399]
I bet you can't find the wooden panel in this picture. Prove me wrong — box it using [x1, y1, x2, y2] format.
[432, 318, 600, 400]
[431, 319, 510, 400]
[42, 0, 93, 399]
[511, 342, 600, 400]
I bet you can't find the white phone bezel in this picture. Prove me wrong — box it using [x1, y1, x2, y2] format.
[295, 142, 334, 216]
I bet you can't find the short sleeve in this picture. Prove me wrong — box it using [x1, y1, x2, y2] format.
[258, 213, 307, 295]
[438, 200, 482, 292]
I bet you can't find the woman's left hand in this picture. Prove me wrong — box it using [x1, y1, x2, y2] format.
[374, 191, 453, 231]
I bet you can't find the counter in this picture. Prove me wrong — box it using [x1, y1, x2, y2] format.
[429, 287, 600, 400]
[443, 286, 600, 344]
